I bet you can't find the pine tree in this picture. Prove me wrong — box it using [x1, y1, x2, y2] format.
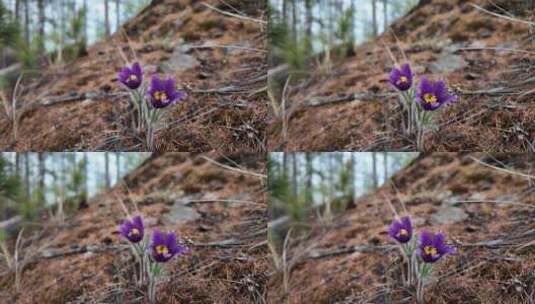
[0, 2, 20, 49]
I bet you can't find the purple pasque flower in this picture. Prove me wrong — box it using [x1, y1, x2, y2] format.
[119, 215, 144, 243]
[150, 229, 189, 263]
[388, 216, 413, 244]
[389, 63, 413, 91]
[118, 62, 143, 90]
[147, 75, 186, 109]
[416, 230, 456, 263]
[416, 77, 458, 111]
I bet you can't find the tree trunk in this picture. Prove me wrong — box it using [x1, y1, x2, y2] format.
[383, 0, 388, 31]
[372, 0, 378, 37]
[83, 0, 88, 44]
[104, 0, 111, 36]
[282, 153, 288, 180]
[115, 0, 120, 30]
[383, 152, 388, 182]
[350, 0, 356, 42]
[15, 153, 20, 176]
[304, 0, 312, 50]
[291, 0, 297, 45]
[305, 153, 313, 203]
[105, 152, 110, 188]
[372, 152, 378, 190]
[349, 154, 355, 200]
[282, 0, 288, 25]
[24, 153, 30, 198]
[116, 152, 121, 182]
[83, 153, 88, 195]
[292, 153, 298, 198]
[37, 0, 45, 51]
[14, 0, 20, 22]
[38, 153, 46, 203]
[23, 0, 29, 44]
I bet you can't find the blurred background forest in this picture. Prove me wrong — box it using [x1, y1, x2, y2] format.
[0, 0, 150, 83]
[268, 0, 419, 69]
[0, 152, 149, 234]
[268, 152, 417, 244]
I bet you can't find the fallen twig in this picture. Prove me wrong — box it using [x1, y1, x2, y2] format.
[39, 244, 125, 259]
[305, 92, 396, 107]
[308, 245, 388, 259]
[193, 238, 245, 248]
[201, 2, 266, 25]
[470, 156, 535, 181]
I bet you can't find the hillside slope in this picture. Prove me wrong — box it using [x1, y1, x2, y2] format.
[268, 0, 534, 151]
[0, 0, 267, 152]
[268, 153, 535, 303]
[0, 153, 267, 303]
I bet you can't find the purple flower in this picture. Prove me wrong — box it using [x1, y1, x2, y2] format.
[416, 230, 456, 263]
[118, 62, 143, 90]
[147, 75, 186, 109]
[388, 216, 413, 244]
[119, 215, 144, 243]
[389, 63, 413, 91]
[416, 77, 458, 111]
[150, 229, 189, 263]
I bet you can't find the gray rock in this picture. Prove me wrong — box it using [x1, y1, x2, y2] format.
[469, 40, 487, 49]
[495, 42, 519, 55]
[494, 194, 519, 203]
[428, 53, 468, 74]
[444, 195, 463, 206]
[435, 190, 453, 202]
[469, 192, 487, 201]
[444, 42, 466, 53]
[431, 206, 468, 225]
[161, 201, 201, 225]
[159, 44, 200, 73]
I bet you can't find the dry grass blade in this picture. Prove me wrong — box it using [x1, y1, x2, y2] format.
[281, 74, 292, 144]
[200, 156, 266, 179]
[470, 4, 535, 26]
[470, 156, 535, 181]
[201, 2, 266, 25]
[13, 228, 24, 292]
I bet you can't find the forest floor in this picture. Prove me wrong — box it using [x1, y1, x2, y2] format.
[0, 153, 268, 303]
[268, 0, 535, 151]
[0, 0, 267, 152]
[268, 152, 535, 303]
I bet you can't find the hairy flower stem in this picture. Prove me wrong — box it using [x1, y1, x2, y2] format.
[147, 260, 163, 303]
[129, 89, 148, 133]
[416, 262, 432, 304]
[400, 90, 417, 136]
[144, 107, 163, 150]
[401, 241, 416, 286]
[400, 89, 432, 150]
[131, 241, 148, 286]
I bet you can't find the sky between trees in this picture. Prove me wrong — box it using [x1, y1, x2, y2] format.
[269, 0, 419, 52]
[1, 0, 150, 51]
[268, 152, 417, 221]
[0, 152, 150, 223]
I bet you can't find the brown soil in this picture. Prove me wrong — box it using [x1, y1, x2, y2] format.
[268, 0, 535, 151]
[0, 0, 267, 152]
[0, 152, 268, 303]
[268, 152, 535, 303]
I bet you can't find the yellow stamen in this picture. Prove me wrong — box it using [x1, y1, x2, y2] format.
[154, 91, 168, 101]
[128, 74, 138, 82]
[128, 228, 139, 237]
[156, 245, 169, 255]
[423, 93, 437, 104]
[424, 246, 438, 256]
[397, 76, 408, 85]
[398, 229, 408, 237]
